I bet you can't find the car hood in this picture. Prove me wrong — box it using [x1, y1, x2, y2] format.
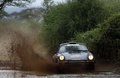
[58, 51, 90, 60]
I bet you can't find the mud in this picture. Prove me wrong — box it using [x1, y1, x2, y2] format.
[0, 22, 57, 74]
[0, 70, 120, 78]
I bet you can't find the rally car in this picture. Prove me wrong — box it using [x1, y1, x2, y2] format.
[53, 42, 95, 69]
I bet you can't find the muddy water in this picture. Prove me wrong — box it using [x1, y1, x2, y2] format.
[0, 70, 120, 78]
[0, 25, 56, 73]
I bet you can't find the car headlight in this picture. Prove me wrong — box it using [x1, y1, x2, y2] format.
[88, 54, 94, 60]
[59, 55, 65, 60]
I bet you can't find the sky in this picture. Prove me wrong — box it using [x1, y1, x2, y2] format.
[4, 0, 66, 14]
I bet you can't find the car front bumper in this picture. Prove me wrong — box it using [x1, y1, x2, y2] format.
[58, 60, 95, 65]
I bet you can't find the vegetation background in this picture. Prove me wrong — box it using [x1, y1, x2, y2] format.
[42, 0, 120, 62]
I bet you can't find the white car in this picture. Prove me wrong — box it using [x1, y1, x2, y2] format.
[53, 42, 95, 69]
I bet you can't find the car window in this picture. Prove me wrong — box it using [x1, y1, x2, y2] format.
[78, 45, 88, 51]
[66, 46, 79, 51]
[59, 44, 88, 52]
[59, 46, 66, 52]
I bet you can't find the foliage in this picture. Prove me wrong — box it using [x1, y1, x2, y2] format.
[42, 0, 54, 13]
[43, 0, 106, 49]
[99, 0, 120, 15]
[0, 0, 34, 10]
[74, 13, 120, 61]
[96, 13, 120, 61]
[43, 3, 68, 48]
[73, 28, 100, 51]
[73, 0, 120, 61]
[0, 10, 8, 18]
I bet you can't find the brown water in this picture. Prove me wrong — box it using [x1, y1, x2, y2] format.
[0, 25, 56, 73]
[0, 70, 120, 78]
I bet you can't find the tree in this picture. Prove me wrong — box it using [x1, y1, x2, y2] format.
[42, 0, 54, 13]
[0, 0, 34, 10]
[43, 0, 106, 49]
[95, 13, 120, 61]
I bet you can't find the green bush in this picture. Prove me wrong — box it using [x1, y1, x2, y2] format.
[73, 28, 100, 52]
[43, 0, 106, 49]
[74, 13, 120, 62]
[96, 13, 120, 61]
[99, 0, 120, 16]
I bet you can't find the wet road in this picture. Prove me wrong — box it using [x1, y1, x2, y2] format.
[0, 61, 120, 78]
[47, 74, 120, 78]
[0, 70, 120, 78]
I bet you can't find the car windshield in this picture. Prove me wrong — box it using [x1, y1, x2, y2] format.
[59, 44, 88, 52]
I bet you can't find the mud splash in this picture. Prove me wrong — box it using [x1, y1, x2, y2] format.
[0, 21, 57, 74]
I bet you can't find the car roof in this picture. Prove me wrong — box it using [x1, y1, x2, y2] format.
[60, 42, 85, 46]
